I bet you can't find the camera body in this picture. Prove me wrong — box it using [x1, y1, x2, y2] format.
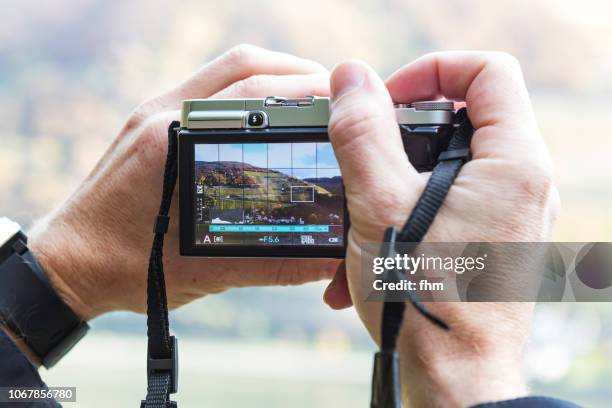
[178, 96, 455, 258]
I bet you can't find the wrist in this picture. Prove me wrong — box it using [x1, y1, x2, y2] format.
[400, 345, 527, 407]
[397, 304, 531, 407]
[28, 218, 104, 321]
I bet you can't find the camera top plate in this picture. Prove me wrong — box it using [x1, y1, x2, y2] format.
[180, 96, 455, 130]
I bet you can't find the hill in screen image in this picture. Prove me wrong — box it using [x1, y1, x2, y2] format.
[195, 160, 344, 226]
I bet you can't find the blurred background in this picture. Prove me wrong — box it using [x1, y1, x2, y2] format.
[1, 0, 611, 406]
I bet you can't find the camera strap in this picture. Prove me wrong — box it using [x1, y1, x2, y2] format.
[141, 121, 180, 408]
[371, 107, 474, 408]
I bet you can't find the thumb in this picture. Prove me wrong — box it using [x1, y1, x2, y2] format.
[328, 61, 420, 199]
[328, 61, 423, 235]
[323, 261, 353, 310]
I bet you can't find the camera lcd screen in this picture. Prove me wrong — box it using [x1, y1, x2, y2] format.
[192, 142, 344, 248]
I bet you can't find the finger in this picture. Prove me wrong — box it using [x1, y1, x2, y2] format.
[177, 258, 342, 292]
[323, 261, 353, 310]
[328, 61, 420, 199]
[266, 258, 341, 286]
[210, 73, 330, 99]
[385, 51, 546, 162]
[157, 44, 327, 109]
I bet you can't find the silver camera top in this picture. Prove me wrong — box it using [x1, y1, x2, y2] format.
[181, 96, 455, 130]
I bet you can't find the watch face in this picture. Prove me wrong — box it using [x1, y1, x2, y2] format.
[0, 217, 21, 247]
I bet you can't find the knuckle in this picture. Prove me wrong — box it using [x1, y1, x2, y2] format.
[486, 51, 523, 75]
[480, 160, 559, 240]
[491, 51, 520, 64]
[123, 111, 145, 134]
[129, 112, 169, 161]
[123, 101, 152, 132]
[123, 96, 166, 132]
[222, 43, 259, 68]
[513, 162, 555, 206]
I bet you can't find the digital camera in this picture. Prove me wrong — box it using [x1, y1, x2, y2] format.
[178, 96, 456, 258]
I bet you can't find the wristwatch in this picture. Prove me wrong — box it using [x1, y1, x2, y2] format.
[0, 217, 89, 368]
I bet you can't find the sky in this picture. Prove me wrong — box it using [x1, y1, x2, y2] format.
[195, 143, 339, 170]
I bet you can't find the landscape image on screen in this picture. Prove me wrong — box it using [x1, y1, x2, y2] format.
[194, 142, 344, 247]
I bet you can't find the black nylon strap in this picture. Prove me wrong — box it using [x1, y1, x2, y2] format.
[370, 350, 401, 408]
[371, 108, 474, 408]
[142, 122, 180, 408]
[142, 373, 177, 408]
[397, 108, 473, 243]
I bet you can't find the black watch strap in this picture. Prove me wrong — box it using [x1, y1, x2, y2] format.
[0, 221, 89, 368]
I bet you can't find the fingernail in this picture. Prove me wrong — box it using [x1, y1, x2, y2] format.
[330, 61, 368, 101]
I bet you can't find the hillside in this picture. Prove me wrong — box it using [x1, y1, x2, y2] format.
[195, 161, 337, 197]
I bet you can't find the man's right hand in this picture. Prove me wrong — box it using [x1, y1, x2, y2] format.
[323, 52, 560, 407]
